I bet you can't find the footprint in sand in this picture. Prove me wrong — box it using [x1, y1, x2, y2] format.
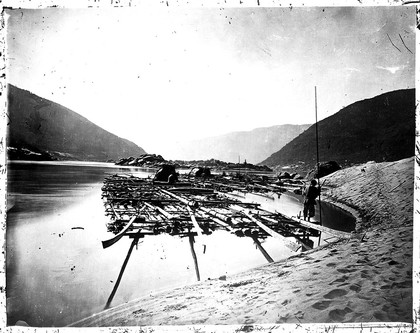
[281, 299, 290, 306]
[349, 284, 362, 292]
[330, 275, 349, 285]
[356, 258, 369, 264]
[392, 280, 411, 288]
[380, 284, 393, 290]
[360, 270, 371, 279]
[323, 289, 348, 299]
[328, 307, 352, 322]
[336, 267, 358, 273]
[373, 310, 387, 321]
[311, 300, 332, 310]
[356, 294, 371, 300]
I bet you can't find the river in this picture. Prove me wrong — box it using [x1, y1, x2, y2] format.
[6, 161, 355, 327]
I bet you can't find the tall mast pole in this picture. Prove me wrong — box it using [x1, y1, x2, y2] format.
[315, 86, 320, 179]
[315, 87, 323, 242]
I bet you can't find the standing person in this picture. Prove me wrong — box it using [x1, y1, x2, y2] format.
[303, 179, 320, 221]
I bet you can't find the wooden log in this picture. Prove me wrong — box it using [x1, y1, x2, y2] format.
[187, 206, 204, 237]
[196, 210, 233, 231]
[161, 189, 230, 231]
[291, 217, 352, 239]
[204, 181, 247, 193]
[160, 189, 192, 206]
[199, 206, 232, 223]
[221, 198, 261, 208]
[144, 202, 174, 219]
[252, 183, 275, 191]
[233, 207, 300, 252]
[227, 192, 246, 199]
[186, 206, 207, 253]
[197, 199, 241, 205]
[125, 231, 161, 237]
[168, 187, 215, 194]
[250, 192, 275, 200]
[258, 215, 297, 225]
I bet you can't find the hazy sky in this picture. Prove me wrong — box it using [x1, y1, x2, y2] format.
[6, 6, 415, 156]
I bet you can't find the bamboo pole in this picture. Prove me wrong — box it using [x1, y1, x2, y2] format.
[315, 86, 323, 246]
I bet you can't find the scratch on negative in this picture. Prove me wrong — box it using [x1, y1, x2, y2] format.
[386, 33, 401, 53]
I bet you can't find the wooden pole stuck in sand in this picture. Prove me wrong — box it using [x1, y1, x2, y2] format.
[188, 234, 201, 281]
[105, 235, 140, 309]
[251, 235, 274, 263]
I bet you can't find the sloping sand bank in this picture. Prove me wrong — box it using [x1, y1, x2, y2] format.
[71, 157, 415, 327]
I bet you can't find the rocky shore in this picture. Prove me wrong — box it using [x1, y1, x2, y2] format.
[71, 157, 415, 328]
[115, 153, 272, 172]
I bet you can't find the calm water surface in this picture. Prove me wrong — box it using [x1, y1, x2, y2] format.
[6, 161, 355, 327]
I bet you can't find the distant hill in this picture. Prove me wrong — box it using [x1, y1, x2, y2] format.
[168, 124, 311, 164]
[260, 89, 415, 174]
[7, 84, 146, 161]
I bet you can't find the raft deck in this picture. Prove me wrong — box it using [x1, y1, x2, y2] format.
[100, 173, 351, 308]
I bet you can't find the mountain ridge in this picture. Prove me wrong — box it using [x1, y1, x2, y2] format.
[7, 84, 146, 161]
[168, 124, 311, 164]
[260, 88, 415, 174]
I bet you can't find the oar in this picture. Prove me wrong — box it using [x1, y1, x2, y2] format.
[101, 206, 146, 249]
[111, 205, 121, 220]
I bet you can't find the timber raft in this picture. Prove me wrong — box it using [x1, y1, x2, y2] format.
[100, 173, 352, 308]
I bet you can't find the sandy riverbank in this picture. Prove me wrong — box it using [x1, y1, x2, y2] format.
[71, 157, 415, 328]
